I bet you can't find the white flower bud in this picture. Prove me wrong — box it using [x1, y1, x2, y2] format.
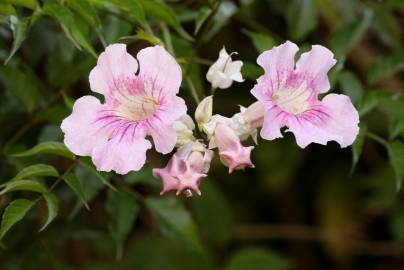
[195, 95, 213, 128]
[173, 115, 195, 147]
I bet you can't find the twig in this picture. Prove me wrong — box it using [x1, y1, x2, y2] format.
[234, 224, 404, 257]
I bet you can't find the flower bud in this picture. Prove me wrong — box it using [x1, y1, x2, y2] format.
[195, 96, 213, 127]
[173, 114, 195, 147]
[214, 123, 255, 173]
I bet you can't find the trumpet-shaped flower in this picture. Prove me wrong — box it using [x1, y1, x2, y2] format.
[214, 123, 254, 173]
[153, 142, 212, 196]
[206, 47, 244, 89]
[251, 41, 359, 148]
[61, 44, 186, 174]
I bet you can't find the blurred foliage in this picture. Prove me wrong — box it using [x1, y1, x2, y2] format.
[0, 0, 404, 269]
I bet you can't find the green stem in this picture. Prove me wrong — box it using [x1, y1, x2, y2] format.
[365, 132, 388, 147]
[186, 77, 201, 104]
[160, 23, 174, 55]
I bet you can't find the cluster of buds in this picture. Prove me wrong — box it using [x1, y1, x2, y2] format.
[153, 48, 264, 196]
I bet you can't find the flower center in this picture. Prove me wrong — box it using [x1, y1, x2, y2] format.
[272, 82, 311, 115]
[115, 91, 159, 121]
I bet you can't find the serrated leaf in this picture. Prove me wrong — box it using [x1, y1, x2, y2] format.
[62, 172, 89, 210]
[389, 119, 404, 140]
[356, 90, 392, 117]
[106, 190, 139, 260]
[367, 53, 404, 84]
[330, 9, 372, 60]
[78, 157, 116, 190]
[387, 141, 404, 190]
[42, 3, 96, 57]
[40, 192, 58, 231]
[244, 30, 276, 53]
[286, 0, 317, 40]
[120, 30, 162, 45]
[145, 196, 204, 254]
[0, 180, 47, 195]
[11, 141, 75, 160]
[139, 0, 193, 41]
[194, 6, 211, 35]
[0, 199, 35, 240]
[4, 15, 27, 64]
[10, 164, 59, 182]
[351, 123, 367, 172]
[225, 248, 292, 270]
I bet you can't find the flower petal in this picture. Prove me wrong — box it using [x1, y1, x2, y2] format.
[295, 45, 337, 94]
[256, 41, 299, 91]
[148, 118, 177, 154]
[137, 45, 182, 95]
[89, 44, 138, 97]
[61, 96, 107, 156]
[158, 96, 187, 123]
[287, 94, 359, 148]
[92, 136, 152, 174]
[260, 105, 285, 140]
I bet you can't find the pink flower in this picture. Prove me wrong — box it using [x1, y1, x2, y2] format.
[214, 123, 254, 173]
[153, 142, 212, 196]
[251, 41, 359, 148]
[61, 44, 186, 174]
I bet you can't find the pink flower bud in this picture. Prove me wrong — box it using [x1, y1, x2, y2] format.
[214, 123, 255, 173]
[242, 101, 265, 129]
[153, 142, 212, 196]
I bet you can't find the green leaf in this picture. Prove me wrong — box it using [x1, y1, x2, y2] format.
[0, 180, 47, 195]
[90, 0, 146, 26]
[40, 192, 58, 231]
[78, 157, 116, 190]
[42, 3, 96, 57]
[0, 199, 35, 240]
[372, 6, 403, 50]
[338, 71, 363, 103]
[139, 0, 193, 41]
[62, 172, 90, 210]
[356, 90, 392, 117]
[387, 141, 404, 190]
[4, 15, 27, 64]
[225, 248, 292, 270]
[0, 4, 16, 15]
[188, 181, 233, 247]
[106, 190, 139, 260]
[200, 1, 237, 42]
[330, 9, 372, 60]
[351, 123, 367, 172]
[11, 142, 75, 160]
[120, 30, 162, 45]
[242, 61, 263, 80]
[4, 0, 37, 10]
[367, 53, 404, 84]
[145, 196, 204, 254]
[66, 0, 101, 29]
[10, 164, 59, 182]
[194, 6, 211, 35]
[244, 30, 276, 53]
[389, 119, 404, 140]
[0, 65, 39, 112]
[286, 0, 317, 40]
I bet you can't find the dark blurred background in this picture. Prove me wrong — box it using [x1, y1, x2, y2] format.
[0, 0, 404, 269]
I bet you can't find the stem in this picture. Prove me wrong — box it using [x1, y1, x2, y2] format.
[186, 77, 201, 104]
[365, 132, 388, 147]
[235, 224, 404, 257]
[161, 23, 174, 56]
